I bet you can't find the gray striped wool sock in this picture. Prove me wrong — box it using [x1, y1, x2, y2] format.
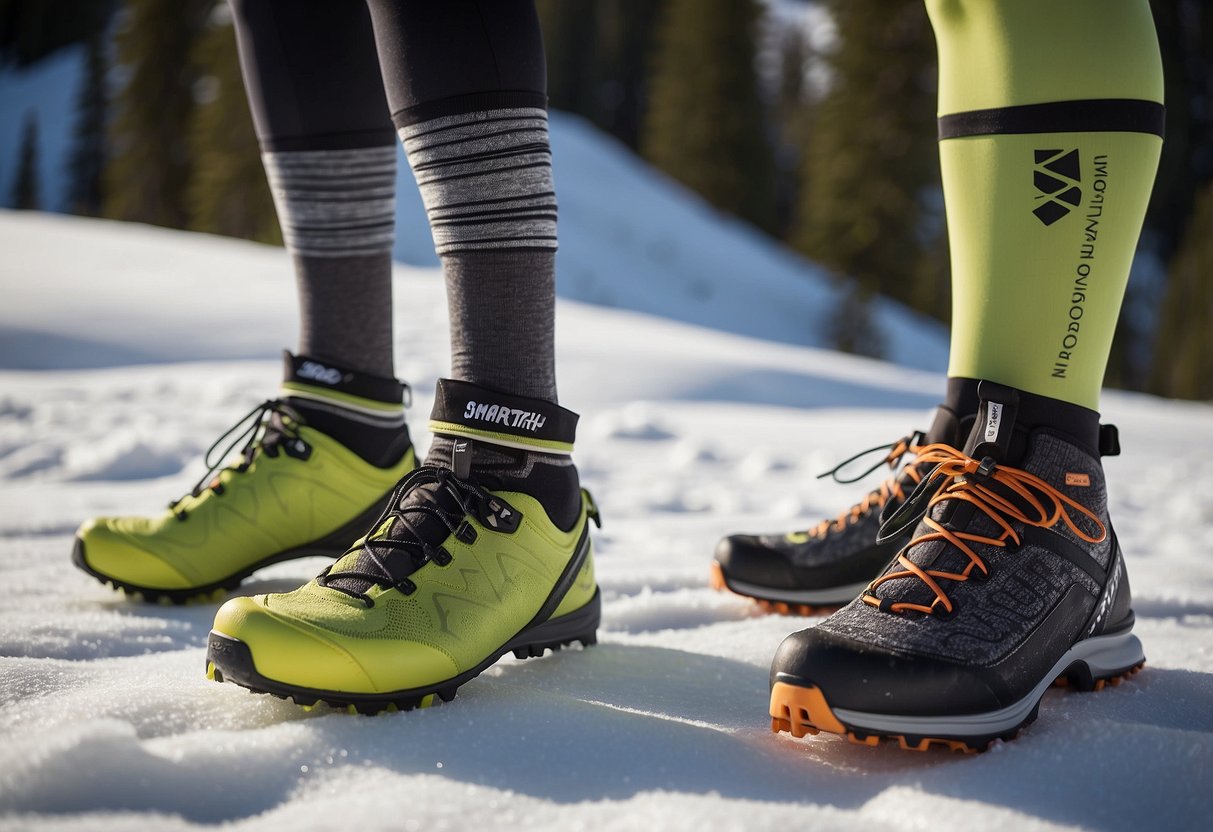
[262, 145, 398, 377]
[400, 107, 558, 402]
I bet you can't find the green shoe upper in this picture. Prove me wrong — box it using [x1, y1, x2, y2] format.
[75, 362, 415, 598]
[209, 379, 598, 699]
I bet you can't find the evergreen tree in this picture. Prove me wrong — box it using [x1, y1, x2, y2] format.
[67, 31, 108, 216]
[790, 0, 945, 354]
[641, 0, 776, 232]
[536, 0, 662, 151]
[1151, 178, 1213, 400]
[772, 25, 812, 239]
[10, 112, 40, 209]
[103, 0, 214, 229]
[186, 6, 280, 244]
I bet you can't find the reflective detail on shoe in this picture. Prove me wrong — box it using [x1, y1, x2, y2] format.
[281, 381, 409, 417]
[428, 420, 574, 455]
[770, 630, 1145, 751]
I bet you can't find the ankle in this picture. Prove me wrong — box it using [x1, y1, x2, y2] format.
[280, 351, 411, 468]
[425, 379, 582, 531]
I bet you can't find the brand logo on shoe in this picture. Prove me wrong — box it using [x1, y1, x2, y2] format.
[984, 402, 1004, 443]
[297, 361, 343, 385]
[1065, 472, 1091, 487]
[463, 400, 547, 432]
[1032, 149, 1081, 226]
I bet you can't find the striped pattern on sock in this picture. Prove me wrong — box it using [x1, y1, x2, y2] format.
[399, 107, 557, 254]
[262, 147, 396, 258]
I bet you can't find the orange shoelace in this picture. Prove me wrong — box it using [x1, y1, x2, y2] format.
[863, 445, 1106, 616]
[801, 435, 928, 540]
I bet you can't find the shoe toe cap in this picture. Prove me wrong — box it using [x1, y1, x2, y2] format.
[714, 535, 798, 589]
[75, 518, 195, 590]
[211, 593, 460, 695]
[770, 625, 1004, 717]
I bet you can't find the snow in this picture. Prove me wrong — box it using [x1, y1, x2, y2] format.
[1, 212, 1212, 831]
[1, 42, 948, 372]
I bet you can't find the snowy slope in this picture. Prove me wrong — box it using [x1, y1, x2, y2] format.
[1, 215, 1211, 831]
[0, 47, 948, 371]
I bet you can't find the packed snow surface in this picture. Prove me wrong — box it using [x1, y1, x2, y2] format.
[1, 214, 1211, 831]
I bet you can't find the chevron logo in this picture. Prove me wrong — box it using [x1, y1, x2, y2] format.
[1032, 149, 1082, 226]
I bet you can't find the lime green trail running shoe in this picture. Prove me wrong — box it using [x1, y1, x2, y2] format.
[206, 379, 600, 714]
[73, 356, 415, 604]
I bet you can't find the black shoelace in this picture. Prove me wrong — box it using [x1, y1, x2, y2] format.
[317, 465, 495, 608]
[168, 399, 304, 521]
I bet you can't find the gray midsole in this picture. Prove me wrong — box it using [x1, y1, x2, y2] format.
[833, 629, 1144, 737]
[726, 576, 871, 605]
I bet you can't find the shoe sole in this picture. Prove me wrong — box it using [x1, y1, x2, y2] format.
[709, 561, 866, 615]
[205, 587, 601, 714]
[769, 628, 1145, 753]
[71, 491, 396, 605]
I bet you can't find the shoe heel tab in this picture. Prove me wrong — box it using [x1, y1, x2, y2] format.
[581, 488, 602, 529]
[1099, 424, 1121, 457]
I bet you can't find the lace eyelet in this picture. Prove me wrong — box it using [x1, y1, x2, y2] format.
[932, 601, 960, 620]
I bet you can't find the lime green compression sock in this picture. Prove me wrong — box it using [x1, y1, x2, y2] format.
[926, 0, 1164, 409]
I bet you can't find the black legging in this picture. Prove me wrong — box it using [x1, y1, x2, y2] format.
[228, 0, 547, 151]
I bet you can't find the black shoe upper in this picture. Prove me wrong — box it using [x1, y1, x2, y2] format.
[772, 382, 1135, 714]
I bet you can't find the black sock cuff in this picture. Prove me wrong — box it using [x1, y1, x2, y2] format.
[282, 351, 408, 405]
[965, 380, 1101, 462]
[429, 379, 577, 453]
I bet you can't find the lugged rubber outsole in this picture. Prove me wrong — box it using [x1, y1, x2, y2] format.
[769, 660, 1145, 754]
[205, 588, 602, 715]
[71, 490, 396, 605]
[709, 561, 837, 617]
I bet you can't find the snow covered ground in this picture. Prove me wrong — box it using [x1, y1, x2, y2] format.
[1, 213, 1211, 830]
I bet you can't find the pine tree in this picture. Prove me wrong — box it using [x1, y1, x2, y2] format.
[790, 0, 945, 354]
[186, 6, 280, 244]
[10, 113, 41, 210]
[641, 0, 777, 232]
[103, 0, 214, 228]
[536, 0, 663, 151]
[1150, 179, 1213, 400]
[67, 30, 108, 216]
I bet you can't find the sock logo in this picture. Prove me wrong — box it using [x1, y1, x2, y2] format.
[297, 361, 343, 386]
[1032, 149, 1082, 226]
[463, 400, 547, 433]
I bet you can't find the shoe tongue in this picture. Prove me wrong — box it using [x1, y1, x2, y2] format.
[963, 381, 1021, 462]
[325, 474, 466, 595]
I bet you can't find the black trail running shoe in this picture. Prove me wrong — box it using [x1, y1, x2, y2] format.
[768, 381, 1141, 752]
[712, 407, 964, 614]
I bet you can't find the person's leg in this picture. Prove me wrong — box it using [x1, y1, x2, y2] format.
[72, 0, 417, 603]
[934, 0, 1164, 408]
[229, 0, 410, 465]
[767, 0, 1163, 751]
[232, 0, 397, 380]
[366, 0, 558, 404]
[205, 1, 601, 713]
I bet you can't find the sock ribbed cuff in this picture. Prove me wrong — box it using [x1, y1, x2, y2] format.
[400, 106, 557, 256]
[262, 146, 397, 257]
